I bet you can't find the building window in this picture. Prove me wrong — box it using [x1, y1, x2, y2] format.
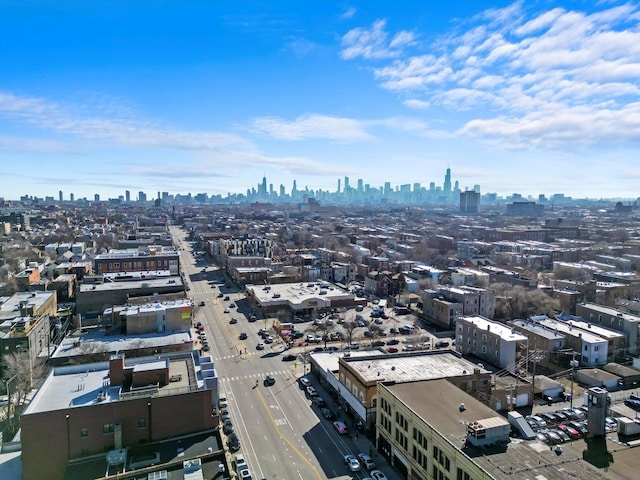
[482, 334, 487, 342]
[80, 428, 88, 438]
[103, 423, 115, 434]
[481, 346, 487, 353]
[138, 417, 146, 428]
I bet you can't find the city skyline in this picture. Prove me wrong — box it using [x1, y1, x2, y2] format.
[2, 1, 640, 200]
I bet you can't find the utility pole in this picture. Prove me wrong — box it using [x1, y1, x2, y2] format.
[569, 351, 579, 409]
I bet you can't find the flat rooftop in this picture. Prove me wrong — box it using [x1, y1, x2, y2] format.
[25, 352, 201, 415]
[386, 379, 629, 480]
[461, 316, 529, 341]
[51, 330, 193, 360]
[247, 281, 354, 306]
[344, 350, 489, 383]
[78, 276, 184, 293]
[0, 291, 55, 321]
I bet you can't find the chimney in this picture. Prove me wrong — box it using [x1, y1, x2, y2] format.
[109, 354, 125, 386]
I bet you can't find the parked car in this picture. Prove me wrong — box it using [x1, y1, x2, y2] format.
[306, 386, 318, 397]
[299, 377, 312, 388]
[220, 407, 231, 421]
[357, 453, 376, 470]
[370, 470, 388, 480]
[314, 396, 326, 407]
[386, 347, 399, 353]
[386, 338, 399, 345]
[223, 419, 234, 434]
[344, 454, 360, 472]
[333, 421, 348, 435]
[557, 423, 580, 439]
[227, 432, 240, 451]
[434, 340, 450, 348]
[624, 397, 640, 411]
[218, 396, 228, 409]
[372, 340, 386, 347]
[553, 429, 570, 443]
[321, 408, 335, 420]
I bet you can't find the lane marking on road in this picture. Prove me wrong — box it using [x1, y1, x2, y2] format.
[254, 383, 324, 480]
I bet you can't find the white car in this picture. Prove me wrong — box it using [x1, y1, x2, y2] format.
[256, 342, 265, 350]
[344, 454, 361, 472]
[357, 453, 376, 470]
[370, 470, 388, 480]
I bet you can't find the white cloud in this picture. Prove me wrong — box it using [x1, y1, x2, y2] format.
[340, 7, 357, 20]
[341, 1, 640, 149]
[251, 114, 373, 141]
[0, 91, 250, 151]
[341, 20, 415, 60]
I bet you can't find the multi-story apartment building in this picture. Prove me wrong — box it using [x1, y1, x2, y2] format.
[456, 316, 528, 371]
[424, 287, 495, 326]
[507, 318, 566, 370]
[575, 302, 640, 355]
[21, 351, 218, 480]
[528, 315, 618, 367]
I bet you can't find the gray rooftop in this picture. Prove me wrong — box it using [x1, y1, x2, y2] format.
[51, 330, 193, 360]
[345, 350, 488, 383]
[25, 351, 202, 415]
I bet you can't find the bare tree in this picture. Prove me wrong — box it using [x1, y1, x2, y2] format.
[3, 351, 47, 430]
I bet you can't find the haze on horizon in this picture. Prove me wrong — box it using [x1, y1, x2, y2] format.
[1, 1, 639, 201]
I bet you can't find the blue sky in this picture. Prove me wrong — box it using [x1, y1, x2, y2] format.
[1, 0, 639, 201]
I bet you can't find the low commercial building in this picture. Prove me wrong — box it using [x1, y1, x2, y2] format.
[21, 351, 218, 480]
[245, 281, 364, 317]
[76, 276, 186, 316]
[310, 349, 492, 431]
[103, 298, 193, 335]
[94, 246, 180, 275]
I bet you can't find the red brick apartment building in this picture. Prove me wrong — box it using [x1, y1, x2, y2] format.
[20, 351, 216, 480]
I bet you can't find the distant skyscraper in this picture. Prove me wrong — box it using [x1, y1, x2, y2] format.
[357, 179, 363, 192]
[384, 182, 391, 195]
[58, 190, 63, 202]
[259, 176, 267, 196]
[473, 184, 481, 193]
[444, 168, 452, 193]
[292, 180, 297, 194]
[125, 190, 131, 203]
[344, 176, 350, 191]
[69, 193, 74, 202]
[337, 178, 341, 193]
[460, 190, 480, 213]
[138, 191, 147, 203]
[94, 194, 100, 202]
